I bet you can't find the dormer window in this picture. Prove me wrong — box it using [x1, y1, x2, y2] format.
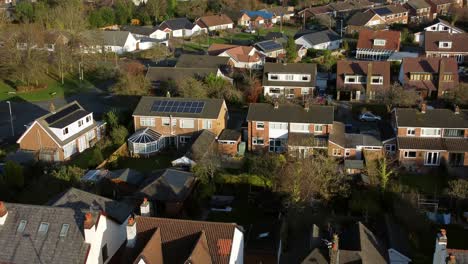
[63, 127, 69, 135]
[373, 39, 386, 46]
[78, 120, 83, 127]
[410, 73, 432, 81]
[86, 116, 91, 123]
[443, 74, 453, 81]
[439, 41, 452, 48]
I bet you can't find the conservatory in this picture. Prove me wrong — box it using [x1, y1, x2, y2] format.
[128, 128, 165, 156]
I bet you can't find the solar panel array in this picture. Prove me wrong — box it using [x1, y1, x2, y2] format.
[151, 100, 205, 114]
[45, 104, 80, 124]
[259, 41, 282, 51]
[374, 8, 392, 16]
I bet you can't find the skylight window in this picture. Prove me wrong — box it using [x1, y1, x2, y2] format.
[60, 224, 70, 237]
[373, 39, 386, 46]
[38, 222, 50, 234]
[17, 220, 27, 233]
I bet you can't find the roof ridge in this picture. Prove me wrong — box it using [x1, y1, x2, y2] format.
[136, 215, 238, 226]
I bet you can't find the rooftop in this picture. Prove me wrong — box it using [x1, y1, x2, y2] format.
[247, 103, 334, 124]
[138, 169, 196, 202]
[296, 29, 341, 46]
[395, 107, 468, 128]
[159, 17, 194, 30]
[357, 29, 401, 51]
[262, 62, 317, 87]
[175, 54, 230, 68]
[407, 0, 431, 9]
[401, 57, 459, 91]
[196, 14, 233, 28]
[424, 32, 468, 53]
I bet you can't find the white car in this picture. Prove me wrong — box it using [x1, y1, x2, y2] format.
[359, 112, 381, 122]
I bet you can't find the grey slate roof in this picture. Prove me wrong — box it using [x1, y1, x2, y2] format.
[297, 29, 341, 46]
[109, 168, 145, 186]
[397, 137, 468, 151]
[407, 0, 431, 9]
[347, 11, 377, 26]
[133, 96, 225, 119]
[51, 187, 133, 224]
[0, 203, 89, 264]
[120, 25, 159, 36]
[175, 54, 230, 68]
[264, 32, 288, 43]
[262, 62, 317, 87]
[139, 169, 196, 202]
[247, 103, 334, 124]
[255, 40, 284, 52]
[345, 133, 382, 148]
[159, 18, 194, 30]
[340, 222, 388, 263]
[95, 30, 132, 46]
[344, 159, 364, 169]
[187, 130, 217, 161]
[395, 108, 468, 128]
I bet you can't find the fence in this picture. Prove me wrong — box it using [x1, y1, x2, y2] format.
[96, 143, 128, 169]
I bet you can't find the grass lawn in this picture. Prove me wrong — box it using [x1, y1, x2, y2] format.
[115, 150, 177, 173]
[68, 143, 117, 170]
[0, 77, 93, 102]
[399, 170, 448, 195]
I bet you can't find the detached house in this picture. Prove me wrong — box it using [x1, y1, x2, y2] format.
[254, 40, 286, 59]
[399, 57, 459, 99]
[17, 101, 106, 162]
[196, 14, 234, 32]
[336, 60, 391, 101]
[129, 97, 227, 155]
[261, 6, 295, 22]
[294, 29, 342, 50]
[346, 5, 408, 34]
[356, 29, 401, 60]
[158, 17, 202, 38]
[238, 10, 275, 27]
[426, 0, 454, 17]
[120, 25, 169, 46]
[394, 106, 468, 168]
[405, 0, 432, 23]
[208, 44, 264, 69]
[424, 31, 468, 63]
[246, 102, 334, 157]
[83, 30, 138, 54]
[262, 62, 317, 99]
[415, 18, 465, 44]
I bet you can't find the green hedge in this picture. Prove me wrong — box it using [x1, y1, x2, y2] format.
[217, 173, 272, 188]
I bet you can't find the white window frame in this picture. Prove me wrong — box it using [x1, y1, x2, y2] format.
[290, 123, 309, 133]
[202, 119, 213, 129]
[385, 144, 396, 153]
[407, 128, 416, 136]
[332, 148, 342, 156]
[86, 116, 91, 123]
[371, 76, 383, 85]
[270, 122, 288, 130]
[404, 151, 417, 158]
[162, 118, 170, 126]
[253, 137, 264, 145]
[345, 149, 350, 156]
[78, 120, 83, 127]
[256, 122, 265, 130]
[140, 117, 155, 127]
[373, 39, 386, 46]
[63, 127, 69, 135]
[269, 74, 279, 80]
[301, 88, 309, 94]
[180, 119, 195, 129]
[439, 41, 452, 48]
[421, 128, 441, 137]
[314, 124, 324, 134]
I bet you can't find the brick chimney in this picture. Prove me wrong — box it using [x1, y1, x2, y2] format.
[126, 216, 137, 248]
[421, 102, 427, 114]
[433, 229, 448, 264]
[447, 254, 456, 264]
[0, 201, 8, 225]
[438, 59, 445, 97]
[140, 197, 151, 217]
[454, 105, 460, 115]
[329, 233, 340, 264]
[274, 101, 279, 109]
[366, 62, 373, 102]
[84, 212, 96, 243]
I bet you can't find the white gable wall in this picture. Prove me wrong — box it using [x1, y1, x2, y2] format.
[228, 227, 244, 264]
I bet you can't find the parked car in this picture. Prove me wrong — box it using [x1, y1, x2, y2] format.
[359, 112, 381, 122]
[244, 28, 256, 34]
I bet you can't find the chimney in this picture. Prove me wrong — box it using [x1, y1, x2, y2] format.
[304, 101, 310, 112]
[329, 233, 340, 264]
[454, 105, 460, 115]
[49, 102, 56, 114]
[421, 102, 427, 114]
[140, 197, 151, 216]
[126, 216, 137, 248]
[366, 62, 373, 101]
[83, 212, 96, 243]
[448, 254, 456, 264]
[433, 229, 448, 264]
[274, 101, 279, 109]
[0, 202, 8, 225]
[438, 59, 445, 97]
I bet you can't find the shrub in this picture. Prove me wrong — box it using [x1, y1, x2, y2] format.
[89, 148, 104, 168]
[3, 161, 24, 188]
[110, 125, 129, 146]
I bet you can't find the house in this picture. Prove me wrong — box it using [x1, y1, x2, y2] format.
[196, 14, 234, 32]
[372, 5, 409, 24]
[297, 5, 334, 20]
[120, 25, 169, 46]
[264, 32, 288, 45]
[329, 0, 376, 17]
[175, 54, 230, 69]
[16, 101, 106, 162]
[415, 18, 465, 44]
[138, 169, 196, 216]
[426, 0, 454, 17]
[254, 40, 286, 59]
[217, 129, 242, 157]
[158, 17, 202, 38]
[262, 62, 317, 99]
[110, 215, 244, 264]
[393, 105, 468, 168]
[209, 44, 265, 69]
[398, 57, 459, 99]
[356, 29, 401, 60]
[346, 11, 387, 34]
[238, 10, 275, 27]
[246, 102, 334, 156]
[261, 6, 295, 22]
[433, 229, 468, 264]
[128, 97, 228, 155]
[83, 30, 139, 54]
[172, 129, 217, 167]
[405, 0, 432, 23]
[0, 188, 134, 264]
[336, 60, 391, 101]
[294, 29, 342, 50]
[424, 31, 468, 63]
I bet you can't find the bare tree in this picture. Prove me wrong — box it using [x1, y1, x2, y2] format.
[376, 83, 420, 112]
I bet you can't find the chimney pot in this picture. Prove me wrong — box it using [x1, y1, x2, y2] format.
[0, 202, 6, 217]
[141, 198, 151, 216]
[84, 212, 94, 229]
[126, 216, 137, 248]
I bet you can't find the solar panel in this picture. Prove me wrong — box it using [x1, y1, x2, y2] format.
[45, 104, 80, 124]
[374, 8, 392, 16]
[151, 100, 205, 114]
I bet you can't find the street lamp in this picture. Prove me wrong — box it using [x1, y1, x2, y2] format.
[6, 101, 14, 137]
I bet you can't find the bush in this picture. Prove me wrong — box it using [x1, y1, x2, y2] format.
[51, 165, 84, 186]
[110, 125, 129, 146]
[89, 148, 104, 168]
[3, 161, 24, 188]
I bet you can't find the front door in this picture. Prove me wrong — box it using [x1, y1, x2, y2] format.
[78, 136, 87, 152]
[425, 152, 440, 166]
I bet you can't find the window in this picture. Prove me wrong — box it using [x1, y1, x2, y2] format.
[179, 136, 191, 143]
[344, 75, 365, 84]
[63, 128, 69, 135]
[180, 119, 195, 128]
[371, 76, 383, 84]
[373, 39, 386, 46]
[86, 130, 96, 140]
[301, 88, 309, 95]
[171, 119, 177, 127]
[102, 244, 109, 262]
[162, 118, 170, 126]
[431, 26, 436, 30]
[444, 129, 464, 137]
[17, 220, 27, 233]
[345, 149, 350, 156]
[269, 88, 281, 94]
[140, 117, 155, 127]
[270, 74, 278, 80]
[385, 144, 396, 152]
[38, 222, 49, 234]
[86, 116, 91, 123]
[332, 148, 342, 156]
[202, 120, 212, 129]
[439, 41, 452, 48]
[421, 128, 441, 137]
[285, 75, 294, 80]
[302, 75, 309, 81]
[407, 128, 416, 136]
[443, 74, 453, 81]
[253, 137, 264, 145]
[64, 141, 78, 159]
[290, 123, 309, 133]
[78, 120, 83, 127]
[410, 73, 432, 81]
[314, 124, 324, 133]
[270, 122, 288, 130]
[404, 151, 417, 158]
[256, 122, 265, 130]
[60, 224, 70, 237]
[269, 138, 285, 153]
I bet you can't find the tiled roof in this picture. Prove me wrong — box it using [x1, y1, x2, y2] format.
[133, 227, 164, 264]
[395, 108, 468, 128]
[407, 0, 431, 9]
[175, 54, 230, 68]
[401, 57, 459, 91]
[197, 14, 233, 28]
[120, 25, 159, 36]
[297, 29, 341, 46]
[246, 103, 334, 124]
[85, 30, 132, 47]
[187, 129, 217, 161]
[225, 46, 262, 63]
[347, 12, 380, 26]
[336, 60, 391, 91]
[113, 216, 239, 264]
[218, 129, 241, 141]
[424, 32, 468, 53]
[208, 43, 239, 55]
[262, 62, 317, 87]
[397, 137, 468, 151]
[138, 169, 196, 202]
[357, 29, 401, 51]
[159, 18, 194, 30]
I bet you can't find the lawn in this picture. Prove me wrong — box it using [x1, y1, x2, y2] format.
[398, 170, 448, 195]
[68, 143, 117, 170]
[114, 150, 178, 173]
[0, 77, 93, 102]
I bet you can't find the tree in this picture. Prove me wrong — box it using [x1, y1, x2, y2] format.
[52, 0, 87, 33]
[349, 189, 381, 222]
[138, 45, 169, 60]
[376, 83, 420, 112]
[146, 0, 167, 22]
[377, 155, 395, 190]
[177, 77, 208, 98]
[51, 165, 84, 185]
[15, 1, 34, 23]
[105, 110, 120, 129]
[245, 153, 286, 188]
[205, 73, 242, 103]
[192, 149, 221, 185]
[3, 161, 24, 188]
[110, 125, 129, 146]
[112, 70, 151, 96]
[244, 76, 263, 103]
[114, 0, 133, 25]
[444, 84, 468, 106]
[176, 0, 207, 20]
[286, 36, 297, 63]
[89, 148, 104, 168]
[448, 179, 468, 200]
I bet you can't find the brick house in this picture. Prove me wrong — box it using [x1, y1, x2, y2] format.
[426, 0, 454, 17]
[129, 97, 228, 156]
[262, 62, 317, 99]
[246, 102, 334, 157]
[356, 29, 401, 60]
[346, 5, 408, 34]
[16, 101, 106, 162]
[414, 18, 465, 44]
[393, 106, 468, 168]
[398, 57, 459, 99]
[424, 31, 468, 63]
[195, 14, 234, 32]
[336, 60, 391, 101]
[405, 0, 432, 23]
